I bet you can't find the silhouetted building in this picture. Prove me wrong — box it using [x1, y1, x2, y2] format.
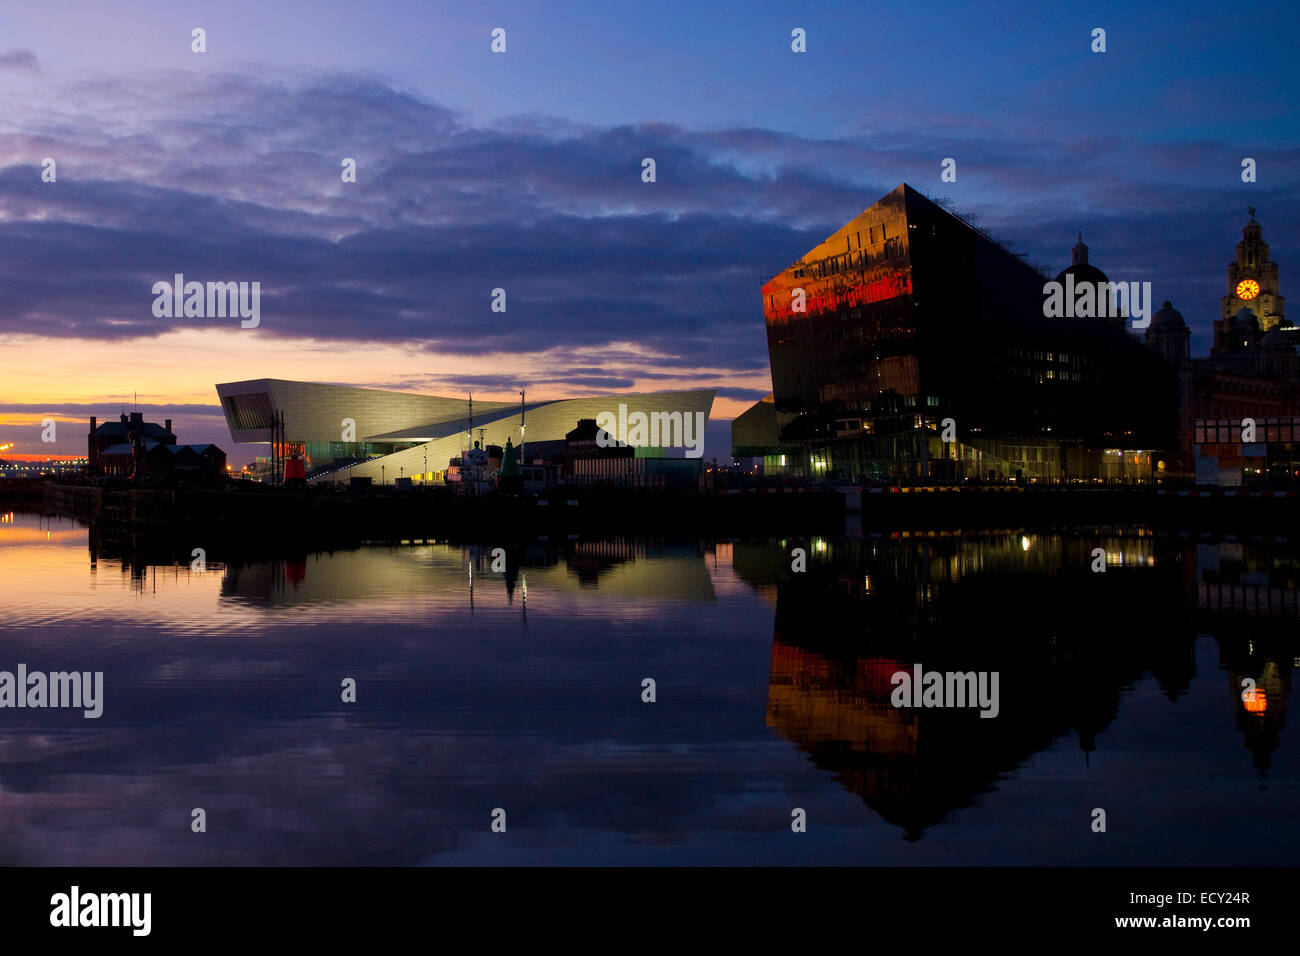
[737, 183, 1175, 482]
[89, 412, 225, 483]
[565, 418, 629, 469]
[564, 418, 702, 488]
[88, 412, 175, 475]
[150, 443, 227, 485]
[1055, 233, 1124, 330]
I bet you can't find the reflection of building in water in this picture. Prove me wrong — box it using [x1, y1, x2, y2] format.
[735, 533, 1159, 645]
[217, 539, 715, 608]
[1208, 570, 1296, 775]
[766, 633, 1137, 840]
[1191, 540, 1300, 616]
[767, 645, 917, 758]
[563, 541, 715, 600]
[746, 534, 1201, 838]
[87, 523, 231, 591]
[1226, 660, 1290, 774]
[564, 539, 650, 584]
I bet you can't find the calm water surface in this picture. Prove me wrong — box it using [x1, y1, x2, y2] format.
[0, 512, 1296, 865]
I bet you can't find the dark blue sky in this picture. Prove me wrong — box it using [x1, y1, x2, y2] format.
[0, 0, 1297, 456]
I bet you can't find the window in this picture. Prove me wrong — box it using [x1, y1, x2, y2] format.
[224, 392, 276, 431]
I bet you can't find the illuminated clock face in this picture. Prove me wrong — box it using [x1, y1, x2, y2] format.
[1236, 278, 1261, 300]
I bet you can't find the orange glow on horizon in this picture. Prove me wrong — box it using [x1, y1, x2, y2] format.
[2, 454, 86, 462]
[2, 329, 765, 431]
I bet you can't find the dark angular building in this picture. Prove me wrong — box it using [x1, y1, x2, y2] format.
[738, 183, 1177, 482]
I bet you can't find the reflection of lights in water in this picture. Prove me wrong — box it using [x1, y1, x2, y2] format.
[1020, 536, 1030, 552]
[863, 575, 871, 593]
[814, 538, 827, 553]
[1244, 688, 1268, 715]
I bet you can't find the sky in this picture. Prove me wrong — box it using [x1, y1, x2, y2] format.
[0, 0, 1297, 463]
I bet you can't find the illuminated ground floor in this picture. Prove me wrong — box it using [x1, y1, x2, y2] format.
[754, 432, 1161, 484]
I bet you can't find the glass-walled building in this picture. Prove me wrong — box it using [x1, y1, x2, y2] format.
[737, 184, 1177, 482]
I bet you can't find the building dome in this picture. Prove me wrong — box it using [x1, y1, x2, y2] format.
[1053, 233, 1109, 287]
[1149, 301, 1187, 331]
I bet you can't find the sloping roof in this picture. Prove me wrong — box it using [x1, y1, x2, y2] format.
[365, 403, 552, 442]
[731, 394, 783, 454]
[94, 421, 173, 437]
[101, 440, 159, 455]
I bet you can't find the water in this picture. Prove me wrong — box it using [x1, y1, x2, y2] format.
[0, 511, 1296, 865]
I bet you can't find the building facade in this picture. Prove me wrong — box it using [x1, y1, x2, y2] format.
[1220, 208, 1285, 333]
[1143, 211, 1299, 482]
[215, 379, 715, 485]
[88, 412, 175, 475]
[737, 183, 1175, 482]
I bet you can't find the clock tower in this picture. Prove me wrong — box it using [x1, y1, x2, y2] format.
[1220, 207, 1284, 331]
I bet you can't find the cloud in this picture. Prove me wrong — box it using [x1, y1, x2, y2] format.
[0, 65, 1295, 380]
[0, 49, 38, 71]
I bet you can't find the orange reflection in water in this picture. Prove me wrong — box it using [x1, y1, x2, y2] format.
[1244, 689, 1268, 714]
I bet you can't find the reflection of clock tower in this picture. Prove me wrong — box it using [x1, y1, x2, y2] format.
[1219, 207, 1284, 335]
